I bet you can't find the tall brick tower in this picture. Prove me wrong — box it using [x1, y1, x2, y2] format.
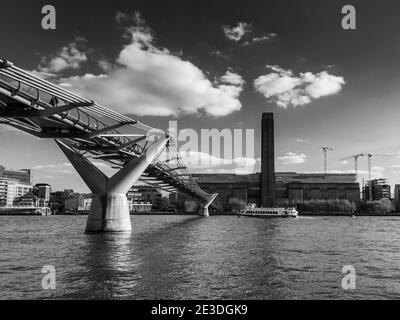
[261, 112, 276, 207]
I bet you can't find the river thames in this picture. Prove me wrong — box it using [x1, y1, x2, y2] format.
[1, 215, 400, 299]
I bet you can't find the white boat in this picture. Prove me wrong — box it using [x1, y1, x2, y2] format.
[240, 203, 298, 218]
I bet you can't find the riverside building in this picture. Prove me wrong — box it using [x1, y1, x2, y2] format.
[189, 113, 360, 211]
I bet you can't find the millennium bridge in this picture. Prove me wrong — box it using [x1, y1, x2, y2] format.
[0, 59, 218, 233]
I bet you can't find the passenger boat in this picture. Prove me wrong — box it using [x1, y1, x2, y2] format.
[240, 203, 298, 218]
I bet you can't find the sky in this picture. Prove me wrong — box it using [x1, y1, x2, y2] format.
[2, 0, 400, 193]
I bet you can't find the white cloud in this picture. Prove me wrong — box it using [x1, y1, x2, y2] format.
[371, 166, 386, 173]
[32, 163, 72, 170]
[59, 73, 109, 87]
[252, 33, 277, 43]
[179, 151, 256, 174]
[98, 60, 114, 72]
[32, 161, 116, 177]
[243, 33, 278, 46]
[329, 167, 385, 180]
[223, 22, 277, 46]
[278, 152, 307, 165]
[377, 151, 400, 157]
[181, 150, 231, 166]
[233, 157, 257, 174]
[115, 11, 130, 24]
[51, 13, 243, 117]
[211, 50, 229, 59]
[116, 11, 145, 26]
[35, 40, 88, 77]
[220, 70, 245, 86]
[223, 22, 252, 41]
[295, 138, 310, 144]
[233, 156, 257, 167]
[32, 162, 74, 175]
[254, 65, 345, 108]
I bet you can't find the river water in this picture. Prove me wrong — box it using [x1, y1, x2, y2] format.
[1, 214, 400, 299]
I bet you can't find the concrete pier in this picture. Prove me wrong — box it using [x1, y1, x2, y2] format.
[86, 194, 131, 232]
[198, 194, 218, 217]
[198, 206, 210, 217]
[56, 137, 168, 233]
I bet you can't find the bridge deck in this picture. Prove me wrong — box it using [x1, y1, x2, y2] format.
[0, 59, 212, 203]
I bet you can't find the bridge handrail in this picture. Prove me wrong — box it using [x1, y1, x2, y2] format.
[0, 59, 213, 202]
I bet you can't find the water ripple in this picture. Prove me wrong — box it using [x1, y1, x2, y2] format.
[1, 215, 400, 299]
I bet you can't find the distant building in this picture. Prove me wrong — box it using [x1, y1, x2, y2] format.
[394, 185, 400, 211]
[275, 172, 360, 205]
[127, 185, 162, 212]
[79, 198, 92, 211]
[49, 190, 75, 212]
[0, 165, 53, 208]
[193, 172, 360, 211]
[63, 189, 74, 196]
[0, 165, 31, 184]
[0, 179, 8, 206]
[169, 192, 178, 203]
[129, 202, 153, 213]
[13, 190, 44, 207]
[192, 173, 261, 210]
[363, 179, 391, 201]
[0, 165, 35, 207]
[7, 183, 53, 208]
[177, 113, 360, 212]
[35, 183, 51, 203]
[0, 178, 33, 207]
[64, 194, 92, 212]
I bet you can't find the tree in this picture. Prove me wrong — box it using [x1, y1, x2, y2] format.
[376, 199, 393, 214]
[184, 200, 198, 213]
[156, 197, 170, 211]
[359, 199, 393, 214]
[228, 197, 247, 213]
[297, 199, 356, 214]
[64, 193, 84, 211]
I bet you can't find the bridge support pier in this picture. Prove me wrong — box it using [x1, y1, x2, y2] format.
[86, 193, 131, 232]
[198, 194, 218, 217]
[55, 137, 168, 233]
[198, 206, 210, 217]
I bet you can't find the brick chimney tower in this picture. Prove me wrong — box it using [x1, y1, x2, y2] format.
[261, 113, 276, 207]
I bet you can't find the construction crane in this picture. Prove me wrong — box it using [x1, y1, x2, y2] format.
[321, 146, 333, 175]
[296, 140, 334, 175]
[339, 153, 365, 177]
[340, 152, 381, 200]
[367, 153, 373, 201]
[365, 153, 393, 200]
[340, 153, 368, 200]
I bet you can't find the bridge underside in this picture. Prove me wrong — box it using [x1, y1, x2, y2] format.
[0, 59, 219, 232]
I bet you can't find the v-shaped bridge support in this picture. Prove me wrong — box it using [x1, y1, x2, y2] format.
[198, 193, 218, 217]
[55, 137, 168, 232]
